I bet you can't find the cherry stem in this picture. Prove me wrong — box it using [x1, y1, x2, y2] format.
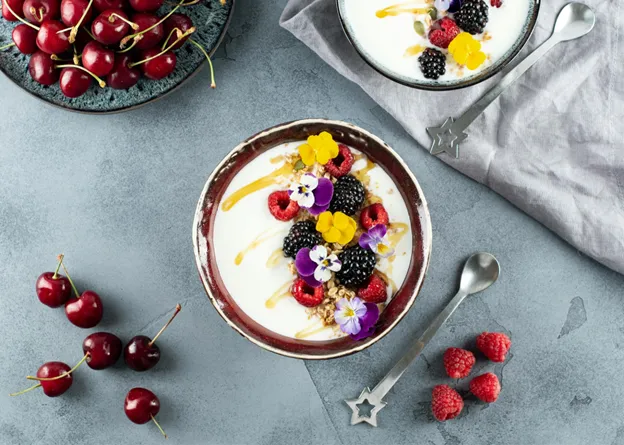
[220, 0, 225, 4]
[26, 353, 89, 381]
[9, 382, 42, 397]
[151, 415, 168, 439]
[164, 0, 198, 5]
[162, 27, 181, 51]
[55, 64, 107, 88]
[148, 304, 182, 347]
[29, 6, 43, 22]
[69, 0, 93, 43]
[59, 260, 80, 298]
[53, 254, 64, 279]
[51, 54, 73, 61]
[109, 13, 139, 30]
[2, 0, 40, 30]
[56, 26, 73, 34]
[189, 39, 216, 89]
[129, 28, 194, 67]
[117, 34, 142, 53]
[120, 0, 186, 47]
[82, 26, 95, 40]
[0, 42, 15, 51]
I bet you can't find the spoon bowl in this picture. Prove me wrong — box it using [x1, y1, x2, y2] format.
[554, 3, 596, 42]
[460, 253, 501, 295]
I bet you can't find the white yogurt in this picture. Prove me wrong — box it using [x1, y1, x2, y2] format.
[341, 0, 532, 83]
[212, 142, 413, 341]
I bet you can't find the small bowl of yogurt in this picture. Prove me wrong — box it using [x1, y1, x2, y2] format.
[193, 119, 432, 359]
[337, 0, 540, 90]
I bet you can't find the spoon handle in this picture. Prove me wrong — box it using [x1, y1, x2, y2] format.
[369, 289, 469, 402]
[452, 36, 560, 133]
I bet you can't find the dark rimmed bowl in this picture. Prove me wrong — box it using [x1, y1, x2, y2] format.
[193, 119, 433, 360]
[336, 0, 540, 91]
[0, 0, 234, 113]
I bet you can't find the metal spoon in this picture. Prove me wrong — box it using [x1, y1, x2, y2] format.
[427, 3, 596, 158]
[345, 252, 501, 426]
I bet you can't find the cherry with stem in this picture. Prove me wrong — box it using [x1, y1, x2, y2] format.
[129, 26, 193, 68]
[61, 260, 104, 328]
[119, 0, 184, 48]
[67, 0, 92, 43]
[2, 0, 40, 30]
[55, 63, 106, 87]
[26, 353, 89, 381]
[36, 254, 72, 308]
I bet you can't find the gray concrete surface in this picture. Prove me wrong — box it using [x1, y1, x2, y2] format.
[1, 0, 623, 444]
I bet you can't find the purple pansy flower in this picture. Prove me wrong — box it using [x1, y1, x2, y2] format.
[288, 173, 334, 216]
[358, 224, 395, 258]
[434, 0, 462, 12]
[334, 298, 379, 340]
[295, 246, 341, 288]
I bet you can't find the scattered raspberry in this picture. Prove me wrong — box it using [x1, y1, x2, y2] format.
[470, 372, 501, 403]
[431, 385, 463, 421]
[443, 348, 476, 379]
[268, 190, 299, 221]
[291, 278, 323, 307]
[357, 274, 387, 304]
[428, 17, 461, 49]
[476, 332, 511, 362]
[359, 203, 389, 230]
[325, 144, 354, 178]
[491, 0, 502, 7]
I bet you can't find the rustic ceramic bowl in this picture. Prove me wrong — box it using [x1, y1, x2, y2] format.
[193, 119, 432, 359]
[336, 0, 540, 91]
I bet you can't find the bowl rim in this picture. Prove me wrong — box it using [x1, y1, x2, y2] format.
[0, 0, 235, 114]
[192, 119, 433, 360]
[335, 0, 541, 91]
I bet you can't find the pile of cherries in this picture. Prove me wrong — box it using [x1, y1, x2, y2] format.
[11, 255, 182, 439]
[0, 0, 221, 98]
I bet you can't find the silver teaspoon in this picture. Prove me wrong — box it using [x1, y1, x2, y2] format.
[345, 252, 500, 427]
[427, 3, 596, 158]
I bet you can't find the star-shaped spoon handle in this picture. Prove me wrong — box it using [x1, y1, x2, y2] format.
[427, 3, 595, 158]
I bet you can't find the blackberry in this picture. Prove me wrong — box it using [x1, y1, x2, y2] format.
[329, 175, 365, 216]
[283, 220, 322, 258]
[335, 245, 376, 288]
[454, 0, 489, 35]
[418, 48, 446, 80]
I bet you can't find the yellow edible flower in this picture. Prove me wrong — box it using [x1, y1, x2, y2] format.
[448, 32, 487, 70]
[316, 211, 357, 245]
[298, 131, 340, 166]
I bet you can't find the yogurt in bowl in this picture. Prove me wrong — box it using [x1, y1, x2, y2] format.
[337, 0, 540, 90]
[194, 120, 432, 359]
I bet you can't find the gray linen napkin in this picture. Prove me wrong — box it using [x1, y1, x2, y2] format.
[280, 0, 624, 274]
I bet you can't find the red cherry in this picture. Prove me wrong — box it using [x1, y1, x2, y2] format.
[127, 0, 161, 12]
[36, 362, 73, 397]
[82, 41, 114, 76]
[83, 332, 122, 369]
[23, 0, 58, 23]
[28, 50, 59, 85]
[12, 23, 39, 54]
[92, 0, 124, 13]
[138, 47, 175, 80]
[60, 0, 92, 26]
[59, 66, 91, 97]
[36, 20, 71, 54]
[131, 12, 163, 50]
[124, 388, 167, 438]
[2, 0, 25, 21]
[65, 290, 103, 327]
[162, 13, 192, 50]
[91, 9, 130, 45]
[107, 54, 140, 89]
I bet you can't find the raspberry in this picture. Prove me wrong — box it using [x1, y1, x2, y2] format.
[268, 190, 299, 221]
[336, 245, 376, 288]
[443, 347, 476, 379]
[428, 17, 460, 49]
[357, 274, 387, 303]
[476, 332, 511, 362]
[291, 278, 323, 307]
[325, 144, 354, 178]
[431, 385, 463, 421]
[491, 0, 502, 7]
[359, 203, 389, 230]
[418, 48, 446, 80]
[329, 175, 365, 216]
[470, 372, 501, 403]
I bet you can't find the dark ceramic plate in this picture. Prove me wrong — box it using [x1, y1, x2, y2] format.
[336, 0, 540, 91]
[193, 119, 433, 360]
[0, 0, 233, 113]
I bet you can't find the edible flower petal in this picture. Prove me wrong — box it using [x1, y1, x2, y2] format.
[448, 32, 486, 70]
[335, 297, 367, 335]
[350, 303, 380, 341]
[316, 211, 357, 245]
[296, 245, 342, 286]
[308, 178, 334, 216]
[359, 224, 395, 258]
[434, 0, 450, 11]
[297, 131, 340, 166]
[289, 174, 333, 215]
[295, 247, 322, 287]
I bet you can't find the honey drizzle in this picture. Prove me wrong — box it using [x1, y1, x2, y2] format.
[376, 268, 398, 294]
[266, 248, 284, 268]
[235, 228, 285, 265]
[376, 2, 432, 18]
[221, 162, 294, 211]
[265, 281, 292, 309]
[270, 155, 285, 164]
[404, 44, 425, 57]
[295, 322, 331, 339]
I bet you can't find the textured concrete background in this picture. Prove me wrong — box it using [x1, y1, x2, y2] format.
[1, 0, 624, 444]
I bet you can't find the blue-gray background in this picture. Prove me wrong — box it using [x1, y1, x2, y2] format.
[1, 0, 623, 444]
